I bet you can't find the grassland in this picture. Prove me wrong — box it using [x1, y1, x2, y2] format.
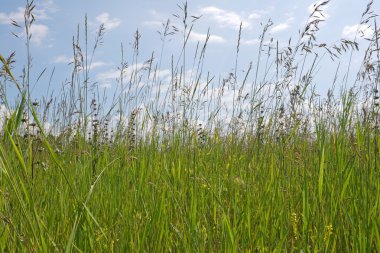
[0, 0, 379, 252]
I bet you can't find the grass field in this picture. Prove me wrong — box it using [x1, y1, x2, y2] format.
[0, 0, 379, 252]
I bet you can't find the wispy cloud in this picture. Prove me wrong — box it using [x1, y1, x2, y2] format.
[247, 7, 274, 20]
[190, 31, 226, 43]
[39, 0, 58, 14]
[96, 13, 121, 30]
[97, 69, 120, 82]
[0, 7, 25, 24]
[53, 56, 108, 70]
[96, 69, 119, 88]
[248, 13, 261, 20]
[342, 24, 373, 40]
[89, 61, 108, 70]
[241, 38, 260, 45]
[199, 6, 250, 30]
[53, 55, 73, 64]
[271, 23, 289, 33]
[271, 17, 294, 34]
[0, 5, 52, 25]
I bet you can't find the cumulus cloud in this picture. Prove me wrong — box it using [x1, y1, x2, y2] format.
[342, 24, 373, 40]
[190, 31, 226, 43]
[29, 24, 49, 45]
[0, 4, 53, 46]
[199, 6, 250, 30]
[96, 12, 121, 30]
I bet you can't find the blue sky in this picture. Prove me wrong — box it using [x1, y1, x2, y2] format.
[0, 0, 378, 105]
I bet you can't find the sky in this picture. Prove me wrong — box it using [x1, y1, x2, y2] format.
[0, 0, 378, 110]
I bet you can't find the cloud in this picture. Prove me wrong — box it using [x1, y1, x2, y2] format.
[96, 12, 121, 30]
[29, 24, 49, 45]
[0, 5, 52, 46]
[241, 38, 260, 45]
[248, 13, 261, 20]
[53, 55, 73, 64]
[97, 69, 120, 82]
[190, 31, 226, 43]
[270, 17, 294, 34]
[0, 5, 52, 25]
[342, 24, 373, 40]
[89, 61, 108, 70]
[199, 6, 250, 30]
[271, 23, 289, 33]
[53, 56, 107, 70]
[40, 0, 58, 14]
[0, 7, 24, 24]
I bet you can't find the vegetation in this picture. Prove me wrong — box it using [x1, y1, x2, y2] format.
[0, 0, 379, 252]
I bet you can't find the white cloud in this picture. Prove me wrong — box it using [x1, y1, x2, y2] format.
[0, 5, 52, 25]
[270, 17, 294, 34]
[30, 24, 49, 45]
[241, 39, 260, 45]
[0, 7, 24, 24]
[199, 6, 250, 30]
[0, 5, 52, 46]
[53, 55, 73, 64]
[156, 69, 171, 80]
[342, 24, 373, 40]
[271, 23, 289, 33]
[40, 0, 58, 14]
[96, 65, 136, 88]
[97, 69, 120, 81]
[53, 56, 107, 70]
[142, 9, 169, 29]
[96, 12, 121, 30]
[248, 13, 261, 20]
[190, 31, 226, 43]
[89, 61, 107, 70]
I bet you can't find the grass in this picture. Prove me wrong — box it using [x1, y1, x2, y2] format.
[0, 0, 379, 252]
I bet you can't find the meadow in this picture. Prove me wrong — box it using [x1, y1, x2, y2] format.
[0, 0, 379, 252]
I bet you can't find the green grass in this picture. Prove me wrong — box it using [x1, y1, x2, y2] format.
[0, 125, 379, 252]
[0, 0, 380, 252]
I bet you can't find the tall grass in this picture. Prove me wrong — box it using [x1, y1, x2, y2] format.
[0, 0, 379, 252]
